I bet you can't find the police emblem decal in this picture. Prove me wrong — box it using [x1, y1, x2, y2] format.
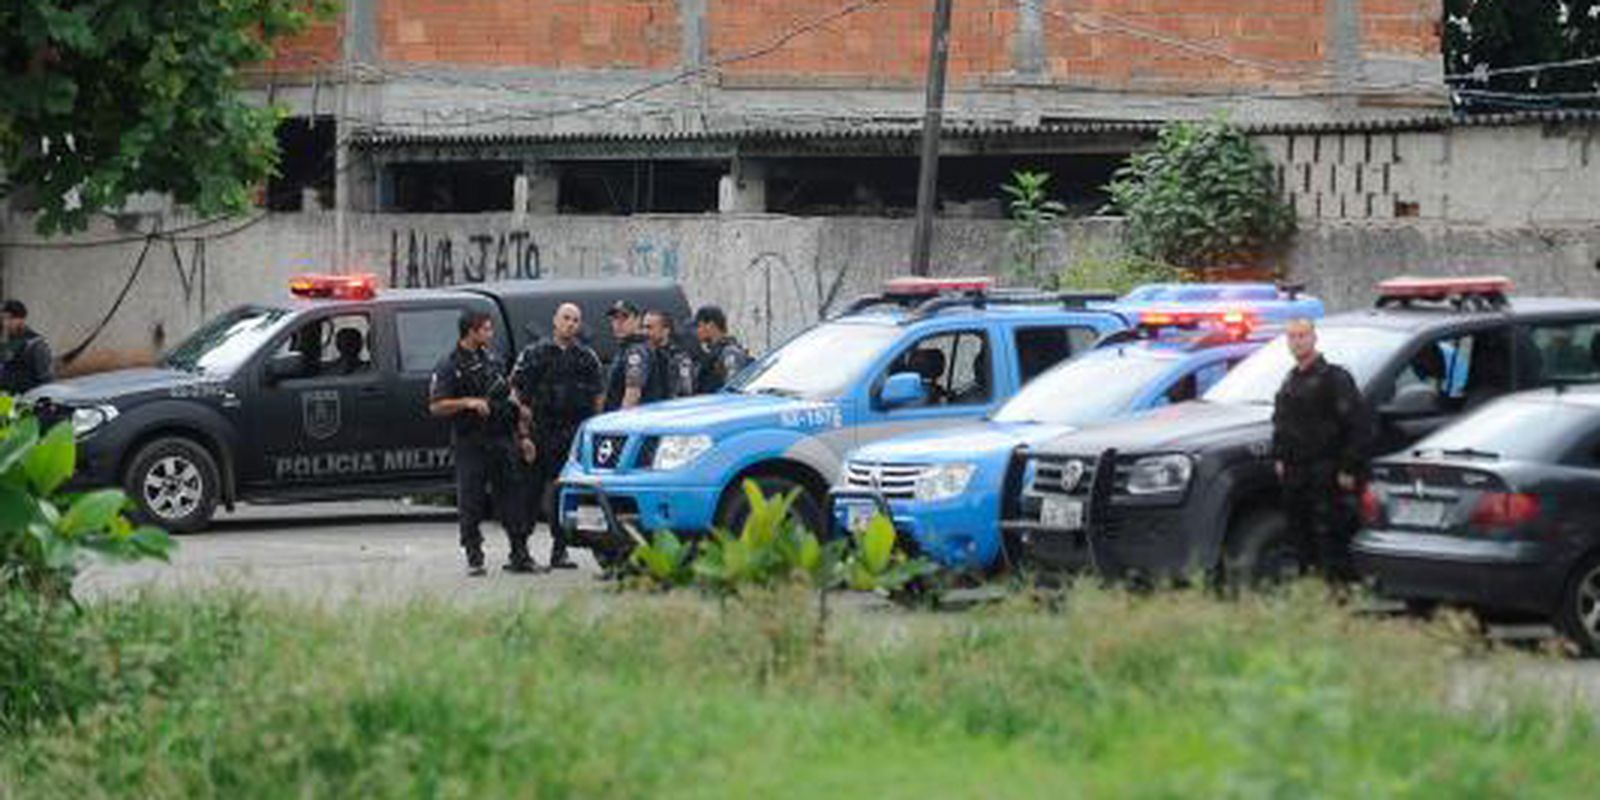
[1061, 460, 1085, 492]
[302, 390, 342, 440]
[597, 437, 616, 465]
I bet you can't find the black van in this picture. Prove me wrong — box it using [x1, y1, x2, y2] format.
[26, 276, 691, 532]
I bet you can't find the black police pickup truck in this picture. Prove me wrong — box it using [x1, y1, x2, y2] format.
[25, 275, 690, 532]
[1006, 277, 1600, 584]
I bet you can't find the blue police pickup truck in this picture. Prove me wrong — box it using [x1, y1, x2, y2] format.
[556, 278, 1311, 561]
[830, 287, 1323, 573]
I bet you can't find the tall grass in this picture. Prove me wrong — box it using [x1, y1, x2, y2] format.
[2, 584, 1596, 798]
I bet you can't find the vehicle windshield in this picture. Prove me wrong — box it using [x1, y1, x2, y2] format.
[1204, 326, 1410, 405]
[728, 322, 903, 399]
[162, 306, 296, 375]
[1412, 398, 1600, 462]
[994, 348, 1178, 426]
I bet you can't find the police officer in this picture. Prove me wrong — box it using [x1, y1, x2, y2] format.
[603, 300, 653, 411]
[511, 302, 603, 570]
[693, 305, 751, 394]
[0, 300, 53, 395]
[428, 310, 536, 576]
[644, 309, 696, 399]
[1272, 318, 1371, 582]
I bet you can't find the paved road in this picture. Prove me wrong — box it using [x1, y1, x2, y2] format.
[78, 500, 606, 606]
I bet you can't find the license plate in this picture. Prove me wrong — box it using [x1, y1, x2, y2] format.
[1041, 496, 1084, 530]
[845, 502, 877, 534]
[573, 505, 608, 533]
[1391, 497, 1447, 528]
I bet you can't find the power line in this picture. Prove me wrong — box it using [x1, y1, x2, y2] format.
[1446, 55, 1600, 82]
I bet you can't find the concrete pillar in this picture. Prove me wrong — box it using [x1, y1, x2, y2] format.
[718, 159, 766, 214]
[522, 162, 560, 214]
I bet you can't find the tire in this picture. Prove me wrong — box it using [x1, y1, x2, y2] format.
[1557, 552, 1600, 657]
[713, 475, 826, 539]
[123, 437, 221, 534]
[1223, 509, 1303, 589]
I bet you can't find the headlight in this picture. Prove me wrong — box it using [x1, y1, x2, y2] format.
[1126, 454, 1193, 495]
[650, 435, 713, 471]
[913, 463, 976, 502]
[71, 405, 119, 437]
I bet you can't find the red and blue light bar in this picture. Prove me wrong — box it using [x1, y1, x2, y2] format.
[289, 273, 380, 300]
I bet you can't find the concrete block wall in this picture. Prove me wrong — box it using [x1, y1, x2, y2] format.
[1259, 124, 1600, 226]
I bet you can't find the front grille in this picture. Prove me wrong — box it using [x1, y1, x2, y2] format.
[843, 462, 927, 500]
[1029, 454, 1132, 496]
[591, 434, 628, 469]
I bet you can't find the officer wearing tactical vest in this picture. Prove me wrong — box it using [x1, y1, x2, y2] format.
[644, 309, 696, 400]
[511, 302, 603, 570]
[428, 310, 535, 576]
[603, 300, 653, 411]
[0, 300, 53, 395]
[693, 305, 751, 394]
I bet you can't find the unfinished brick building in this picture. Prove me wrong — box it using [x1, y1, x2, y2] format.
[260, 0, 1444, 216]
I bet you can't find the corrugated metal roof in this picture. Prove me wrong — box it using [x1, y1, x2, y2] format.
[353, 109, 1600, 150]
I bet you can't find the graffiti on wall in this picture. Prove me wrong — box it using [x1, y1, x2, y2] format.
[388, 229, 542, 288]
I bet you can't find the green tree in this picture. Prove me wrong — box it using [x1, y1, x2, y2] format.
[0, 0, 335, 234]
[1106, 119, 1295, 270]
[1445, 0, 1600, 111]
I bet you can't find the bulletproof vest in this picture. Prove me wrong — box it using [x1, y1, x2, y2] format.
[604, 334, 650, 411]
[454, 347, 516, 438]
[527, 342, 597, 421]
[697, 337, 750, 394]
[0, 330, 44, 395]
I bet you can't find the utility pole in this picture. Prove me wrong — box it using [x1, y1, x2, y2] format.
[909, 0, 954, 277]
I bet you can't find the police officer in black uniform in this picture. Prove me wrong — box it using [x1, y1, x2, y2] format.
[603, 300, 653, 411]
[1272, 318, 1371, 582]
[428, 310, 536, 576]
[511, 302, 603, 570]
[0, 300, 53, 395]
[693, 305, 752, 394]
[645, 309, 696, 399]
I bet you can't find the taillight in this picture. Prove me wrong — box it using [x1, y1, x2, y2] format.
[1358, 484, 1381, 525]
[1469, 492, 1541, 529]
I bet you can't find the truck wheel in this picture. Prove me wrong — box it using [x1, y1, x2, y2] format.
[1557, 552, 1600, 657]
[714, 475, 826, 539]
[124, 437, 220, 534]
[1224, 509, 1302, 588]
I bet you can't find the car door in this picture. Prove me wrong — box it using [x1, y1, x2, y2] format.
[384, 299, 507, 481]
[851, 325, 1000, 455]
[1013, 323, 1106, 386]
[1372, 323, 1514, 455]
[244, 309, 386, 488]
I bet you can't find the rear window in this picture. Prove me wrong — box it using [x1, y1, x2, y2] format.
[1412, 398, 1600, 462]
[396, 309, 465, 373]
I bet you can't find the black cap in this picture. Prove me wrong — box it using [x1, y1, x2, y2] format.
[606, 299, 641, 319]
[1, 300, 26, 318]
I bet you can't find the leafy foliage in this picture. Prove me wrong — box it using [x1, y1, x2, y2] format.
[0, 395, 171, 598]
[1002, 170, 1068, 286]
[1445, 0, 1600, 112]
[0, 0, 336, 234]
[1052, 244, 1182, 295]
[1106, 119, 1295, 270]
[623, 480, 932, 600]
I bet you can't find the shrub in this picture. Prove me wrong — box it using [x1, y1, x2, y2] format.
[1053, 245, 1182, 294]
[1107, 118, 1295, 269]
[0, 395, 171, 598]
[1002, 169, 1068, 286]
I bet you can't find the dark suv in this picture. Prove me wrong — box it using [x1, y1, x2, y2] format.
[1006, 278, 1600, 584]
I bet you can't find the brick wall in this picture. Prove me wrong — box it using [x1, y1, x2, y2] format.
[1042, 0, 1329, 89]
[706, 0, 1013, 83]
[267, 20, 342, 74]
[1361, 0, 1439, 57]
[377, 0, 680, 68]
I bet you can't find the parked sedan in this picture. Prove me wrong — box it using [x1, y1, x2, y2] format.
[1354, 386, 1600, 653]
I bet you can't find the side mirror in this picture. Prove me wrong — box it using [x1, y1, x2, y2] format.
[879, 372, 928, 409]
[1379, 385, 1444, 419]
[265, 353, 307, 384]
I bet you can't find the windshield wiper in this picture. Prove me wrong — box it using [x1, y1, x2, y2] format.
[752, 387, 802, 398]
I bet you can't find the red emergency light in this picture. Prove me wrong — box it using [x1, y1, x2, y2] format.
[1376, 275, 1513, 300]
[883, 276, 994, 296]
[1137, 307, 1255, 333]
[289, 273, 379, 300]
